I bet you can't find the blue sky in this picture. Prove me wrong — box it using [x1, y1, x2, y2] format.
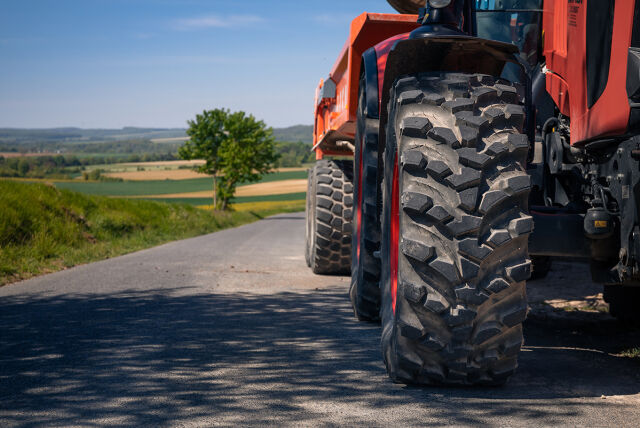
[0, 0, 396, 129]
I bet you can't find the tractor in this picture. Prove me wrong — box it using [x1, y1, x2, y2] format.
[305, 0, 640, 385]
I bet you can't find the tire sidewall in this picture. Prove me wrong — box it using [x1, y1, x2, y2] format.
[380, 105, 400, 378]
[308, 165, 318, 269]
[305, 167, 314, 267]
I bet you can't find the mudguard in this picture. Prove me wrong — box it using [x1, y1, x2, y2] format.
[378, 36, 525, 150]
[361, 47, 380, 120]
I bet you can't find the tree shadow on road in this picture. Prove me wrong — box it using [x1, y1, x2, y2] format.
[0, 287, 639, 426]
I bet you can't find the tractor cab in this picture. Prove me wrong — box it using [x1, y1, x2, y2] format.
[475, 0, 543, 67]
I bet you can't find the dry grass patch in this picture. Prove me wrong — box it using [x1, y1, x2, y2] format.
[115, 160, 205, 167]
[138, 179, 307, 199]
[209, 199, 305, 212]
[104, 169, 209, 181]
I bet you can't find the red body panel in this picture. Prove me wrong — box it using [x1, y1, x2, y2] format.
[544, 0, 635, 144]
[313, 13, 418, 159]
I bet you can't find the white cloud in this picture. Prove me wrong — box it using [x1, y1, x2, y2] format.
[172, 14, 264, 30]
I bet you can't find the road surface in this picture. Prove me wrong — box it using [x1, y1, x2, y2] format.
[1, 212, 639, 426]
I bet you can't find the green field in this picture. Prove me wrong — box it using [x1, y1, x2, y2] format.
[54, 177, 213, 196]
[53, 170, 307, 196]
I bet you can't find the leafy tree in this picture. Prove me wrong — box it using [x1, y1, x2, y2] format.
[179, 108, 278, 210]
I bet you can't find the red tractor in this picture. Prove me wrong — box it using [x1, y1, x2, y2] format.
[305, 0, 640, 385]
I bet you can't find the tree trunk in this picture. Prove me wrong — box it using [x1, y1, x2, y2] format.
[213, 175, 217, 209]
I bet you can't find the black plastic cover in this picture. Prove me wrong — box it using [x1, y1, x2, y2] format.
[361, 48, 379, 119]
[632, 0, 640, 48]
[586, 0, 615, 108]
[627, 48, 640, 102]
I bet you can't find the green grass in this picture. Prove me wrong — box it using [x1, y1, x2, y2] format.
[52, 170, 308, 196]
[617, 347, 640, 359]
[53, 177, 213, 196]
[0, 180, 304, 286]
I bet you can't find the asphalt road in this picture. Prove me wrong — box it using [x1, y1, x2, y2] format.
[1, 212, 640, 426]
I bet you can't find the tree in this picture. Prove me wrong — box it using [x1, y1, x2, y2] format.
[179, 108, 278, 210]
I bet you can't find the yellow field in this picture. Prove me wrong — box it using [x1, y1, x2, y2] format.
[101, 163, 305, 181]
[150, 137, 189, 143]
[104, 169, 208, 181]
[114, 160, 205, 167]
[213, 199, 306, 212]
[137, 179, 306, 198]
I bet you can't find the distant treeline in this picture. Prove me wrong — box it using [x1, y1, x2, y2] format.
[274, 141, 315, 167]
[0, 127, 187, 144]
[272, 125, 313, 144]
[0, 125, 314, 145]
[0, 139, 183, 156]
[0, 153, 178, 179]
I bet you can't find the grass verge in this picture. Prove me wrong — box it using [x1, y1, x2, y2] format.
[0, 180, 303, 286]
[615, 347, 640, 359]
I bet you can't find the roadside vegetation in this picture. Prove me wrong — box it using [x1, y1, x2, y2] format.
[616, 347, 640, 359]
[0, 180, 303, 286]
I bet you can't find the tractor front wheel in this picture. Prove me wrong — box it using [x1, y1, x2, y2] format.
[380, 72, 533, 385]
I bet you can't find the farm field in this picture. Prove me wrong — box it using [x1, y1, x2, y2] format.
[84, 162, 306, 182]
[143, 179, 306, 198]
[47, 161, 310, 206]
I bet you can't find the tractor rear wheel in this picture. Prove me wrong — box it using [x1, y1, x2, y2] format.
[350, 76, 382, 321]
[380, 72, 532, 385]
[307, 159, 354, 275]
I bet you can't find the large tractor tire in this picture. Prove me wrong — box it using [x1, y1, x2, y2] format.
[380, 72, 532, 385]
[350, 76, 382, 321]
[604, 285, 640, 323]
[306, 159, 354, 275]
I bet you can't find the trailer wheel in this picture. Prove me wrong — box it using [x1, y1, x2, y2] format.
[380, 72, 532, 385]
[350, 76, 382, 321]
[307, 159, 354, 275]
[604, 285, 640, 323]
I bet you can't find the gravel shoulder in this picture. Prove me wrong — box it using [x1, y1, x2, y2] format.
[1, 213, 639, 426]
